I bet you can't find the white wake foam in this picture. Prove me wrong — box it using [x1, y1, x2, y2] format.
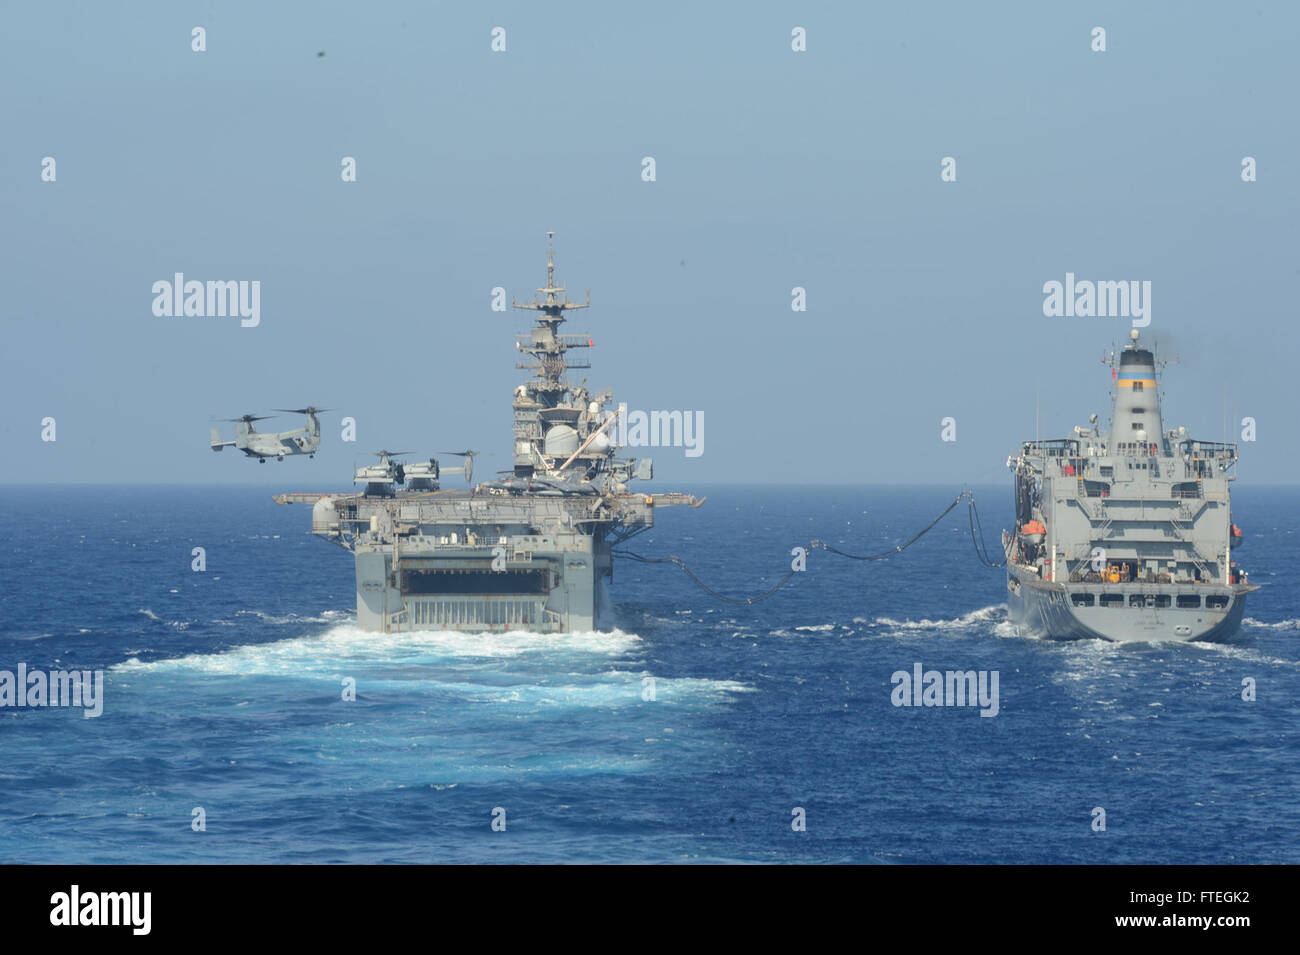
[1243, 617, 1300, 631]
[232, 609, 342, 626]
[114, 623, 645, 676]
[111, 623, 752, 706]
[854, 605, 1006, 632]
[137, 608, 189, 630]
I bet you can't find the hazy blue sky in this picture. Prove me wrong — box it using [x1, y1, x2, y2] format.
[3, 1, 1297, 486]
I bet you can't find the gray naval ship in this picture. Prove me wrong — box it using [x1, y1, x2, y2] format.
[277, 235, 700, 633]
[1004, 329, 1256, 642]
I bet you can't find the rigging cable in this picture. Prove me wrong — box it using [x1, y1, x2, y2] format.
[613, 490, 1005, 602]
[967, 494, 1006, 568]
[614, 550, 796, 605]
[811, 492, 968, 560]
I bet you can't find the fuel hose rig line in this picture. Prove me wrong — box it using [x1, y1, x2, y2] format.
[967, 492, 1006, 569]
[613, 550, 797, 605]
[612, 490, 1005, 604]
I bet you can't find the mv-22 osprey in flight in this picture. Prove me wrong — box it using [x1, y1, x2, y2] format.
[210, 407, 327, 463]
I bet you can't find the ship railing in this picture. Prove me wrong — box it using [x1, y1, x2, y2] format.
[1022, 439, 1079, 458]
[518, 358, 592, 370]
[1068, 571, 1222, 587]
[1070, 474, 1111, 495]
[419, 540, 534, 561]
[1088, 498, 1113, 524]
[1112, 441, 1164, 457]
[1167, 517, 1215, 580]
[1178, 439, 1238, 459]
[416, 539, 526, 553]
[1069, 570, 1200, 585]
[514, 333, 592, 349]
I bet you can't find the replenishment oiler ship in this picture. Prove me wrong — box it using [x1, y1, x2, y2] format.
[277, 235, 700, 633]
[1004, 329, 1256, 642]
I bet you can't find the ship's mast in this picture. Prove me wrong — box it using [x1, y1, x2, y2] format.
[512, 232, 592, 406]
[509, 233, 602, 479]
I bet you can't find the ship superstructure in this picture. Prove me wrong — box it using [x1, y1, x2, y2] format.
[278, 235, 699, 633]
[1004, 329, 1255, 642]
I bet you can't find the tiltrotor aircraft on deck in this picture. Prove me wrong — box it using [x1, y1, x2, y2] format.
[210, 407, 328, 462]
[352, 450, 482, 495]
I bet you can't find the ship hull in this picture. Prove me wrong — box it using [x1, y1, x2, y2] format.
[354, 534, 608, 634]
[1006, 564, 1253, 643]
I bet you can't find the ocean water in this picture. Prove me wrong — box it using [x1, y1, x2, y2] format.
[0, 484, 1296, 864]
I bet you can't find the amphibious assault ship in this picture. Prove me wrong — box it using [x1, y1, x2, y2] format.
[1004, 329, 1256, 642]
[276, 235, 700, 633]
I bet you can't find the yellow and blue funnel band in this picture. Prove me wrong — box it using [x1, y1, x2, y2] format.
[1116, 372, 1156, 388]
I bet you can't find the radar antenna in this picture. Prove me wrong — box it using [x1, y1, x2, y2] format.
[511, 232, 593, 400]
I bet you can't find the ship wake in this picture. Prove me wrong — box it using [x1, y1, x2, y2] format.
[113, 623, 750, 706]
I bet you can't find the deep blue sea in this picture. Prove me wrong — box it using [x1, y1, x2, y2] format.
[1, 484, 1296, 864]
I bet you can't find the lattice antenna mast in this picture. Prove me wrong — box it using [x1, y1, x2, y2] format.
[511, 232, 592, 403]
